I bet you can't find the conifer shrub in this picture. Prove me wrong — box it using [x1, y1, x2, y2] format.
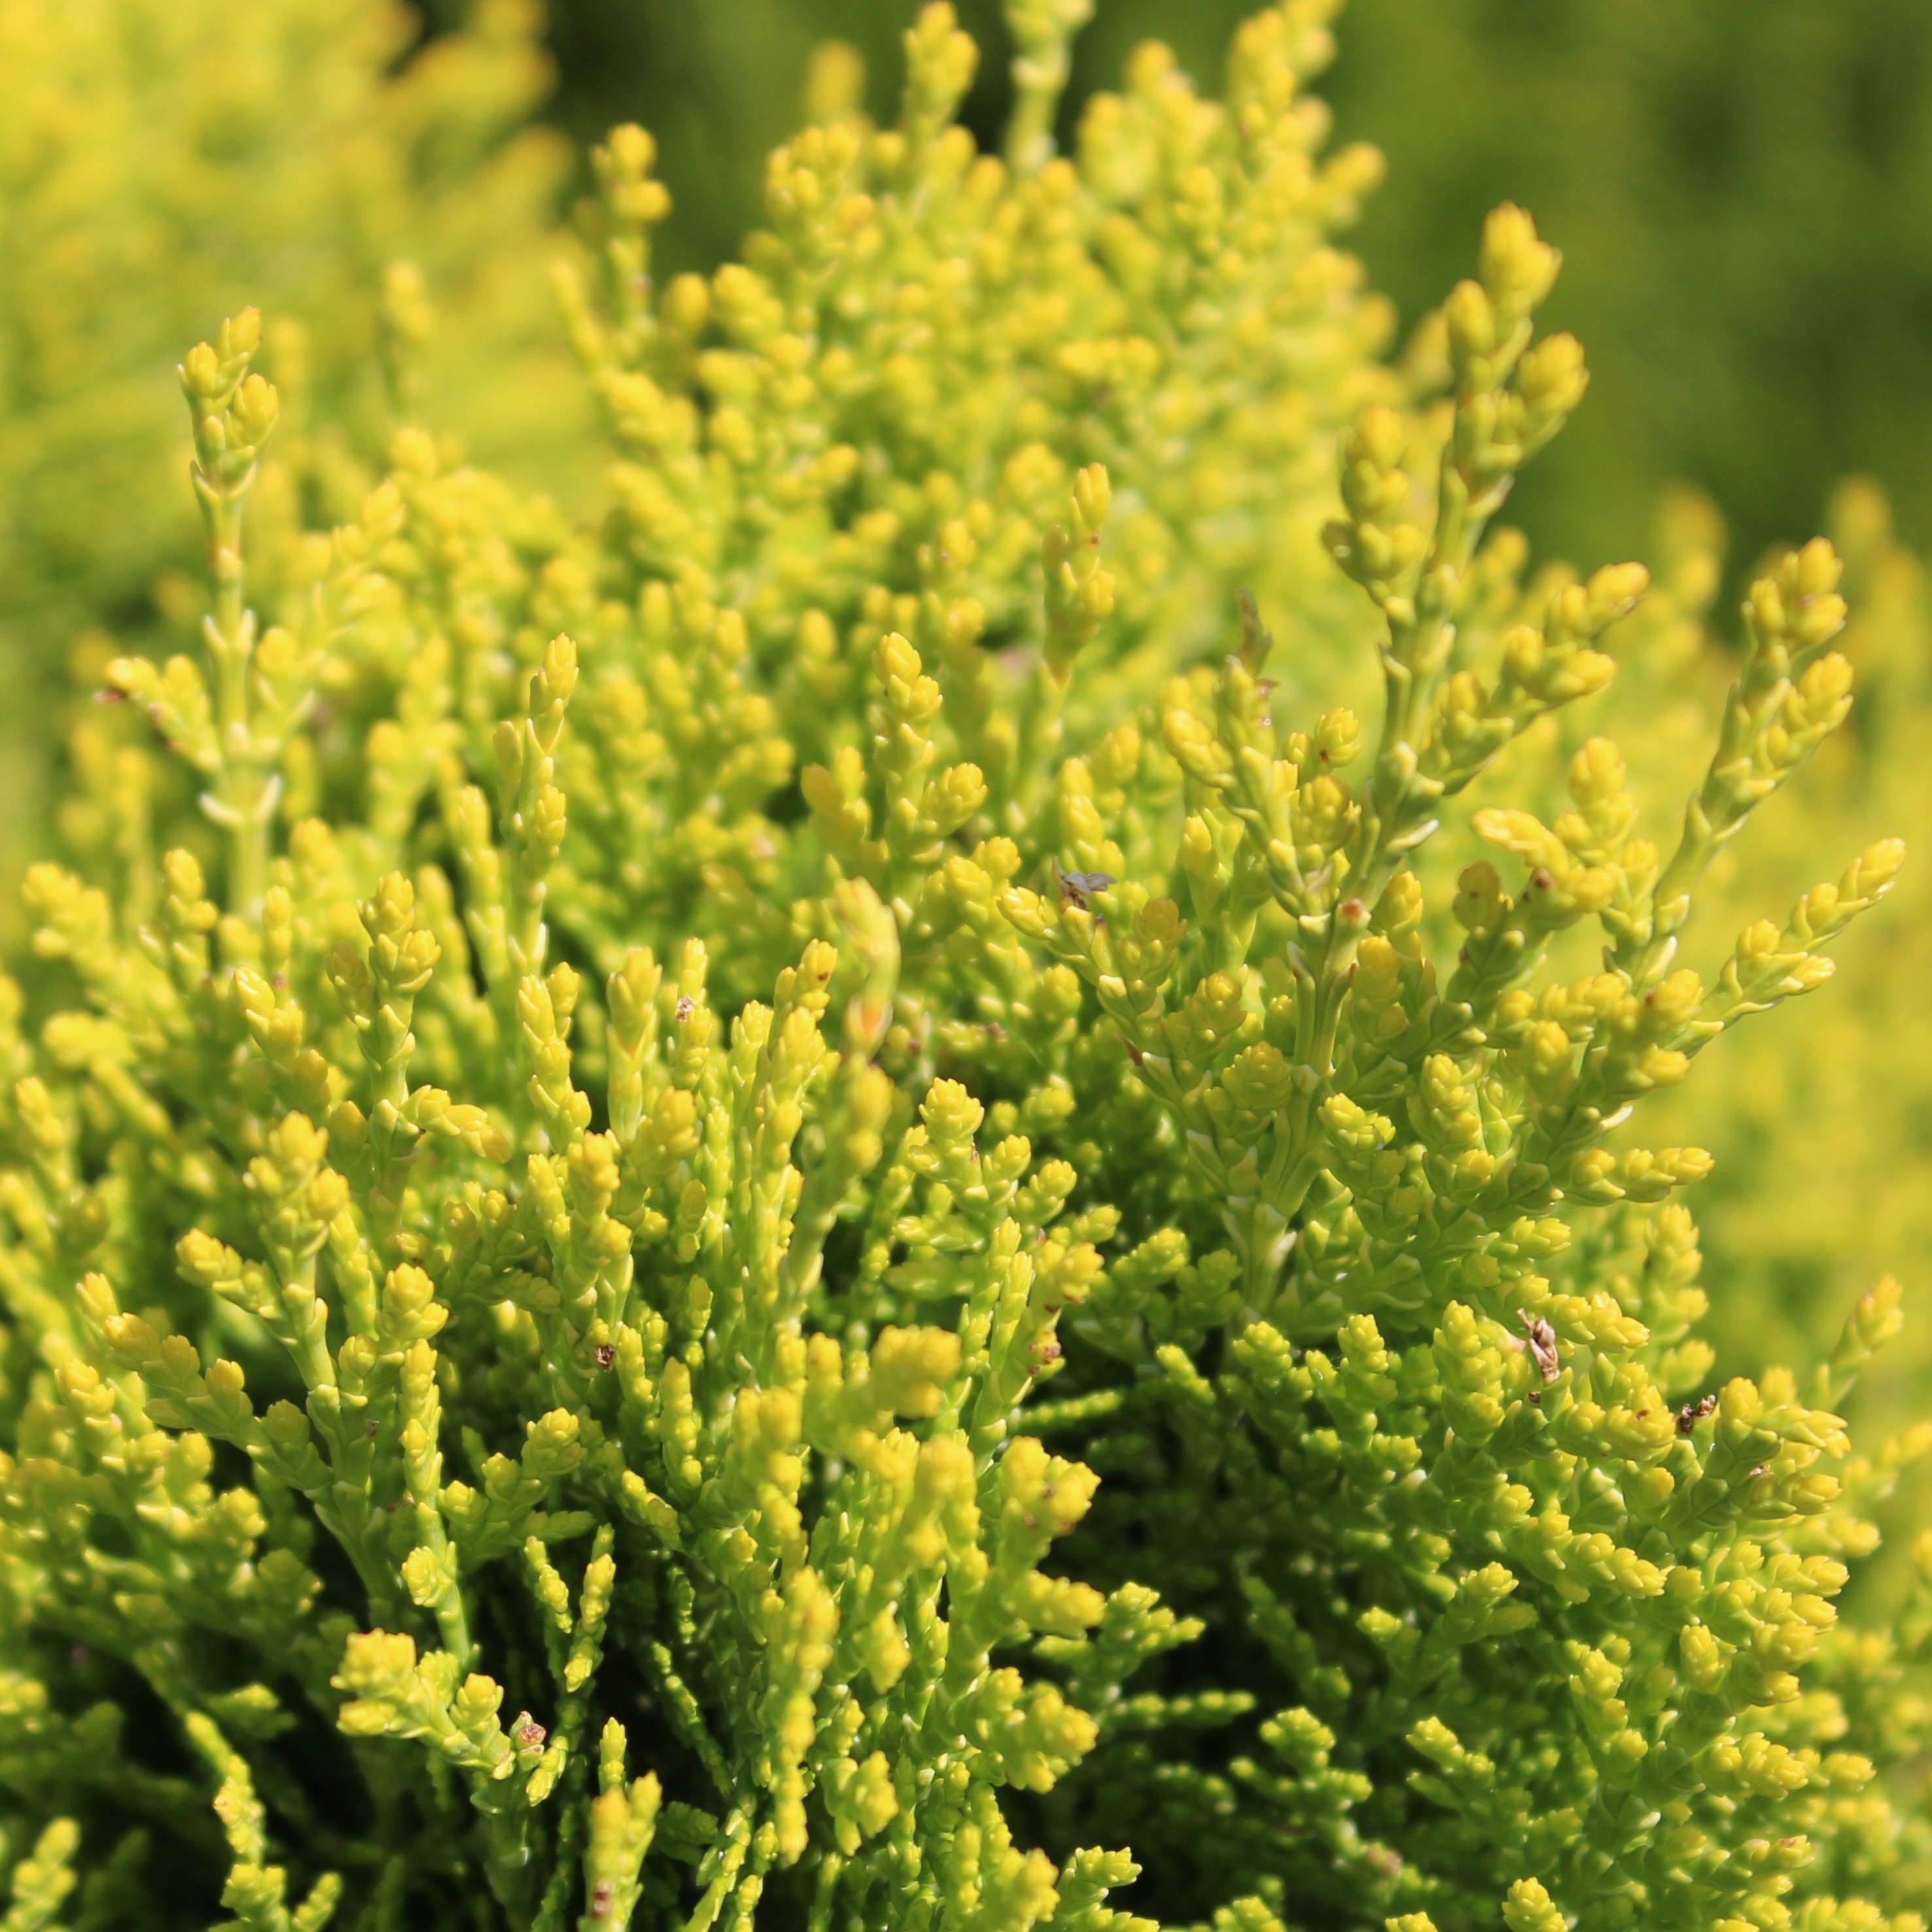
[4, 4, 1929, 1929]
[0, 0, 579, 906]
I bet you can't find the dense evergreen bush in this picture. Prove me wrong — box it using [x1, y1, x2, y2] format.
[3, 4, 1929, 1929]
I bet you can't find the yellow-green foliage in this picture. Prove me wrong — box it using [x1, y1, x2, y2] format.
[578, 0, 1932, 578]
[0, 0, 581, 903]
[1263, 359, 1932, 1481]
[3, 4, 1931, 1930]
[1581, 485, 1932, 1502]
[1248, 340, 1932, 1539]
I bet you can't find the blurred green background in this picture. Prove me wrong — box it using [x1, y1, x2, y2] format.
[537, 0, 1932, 587]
